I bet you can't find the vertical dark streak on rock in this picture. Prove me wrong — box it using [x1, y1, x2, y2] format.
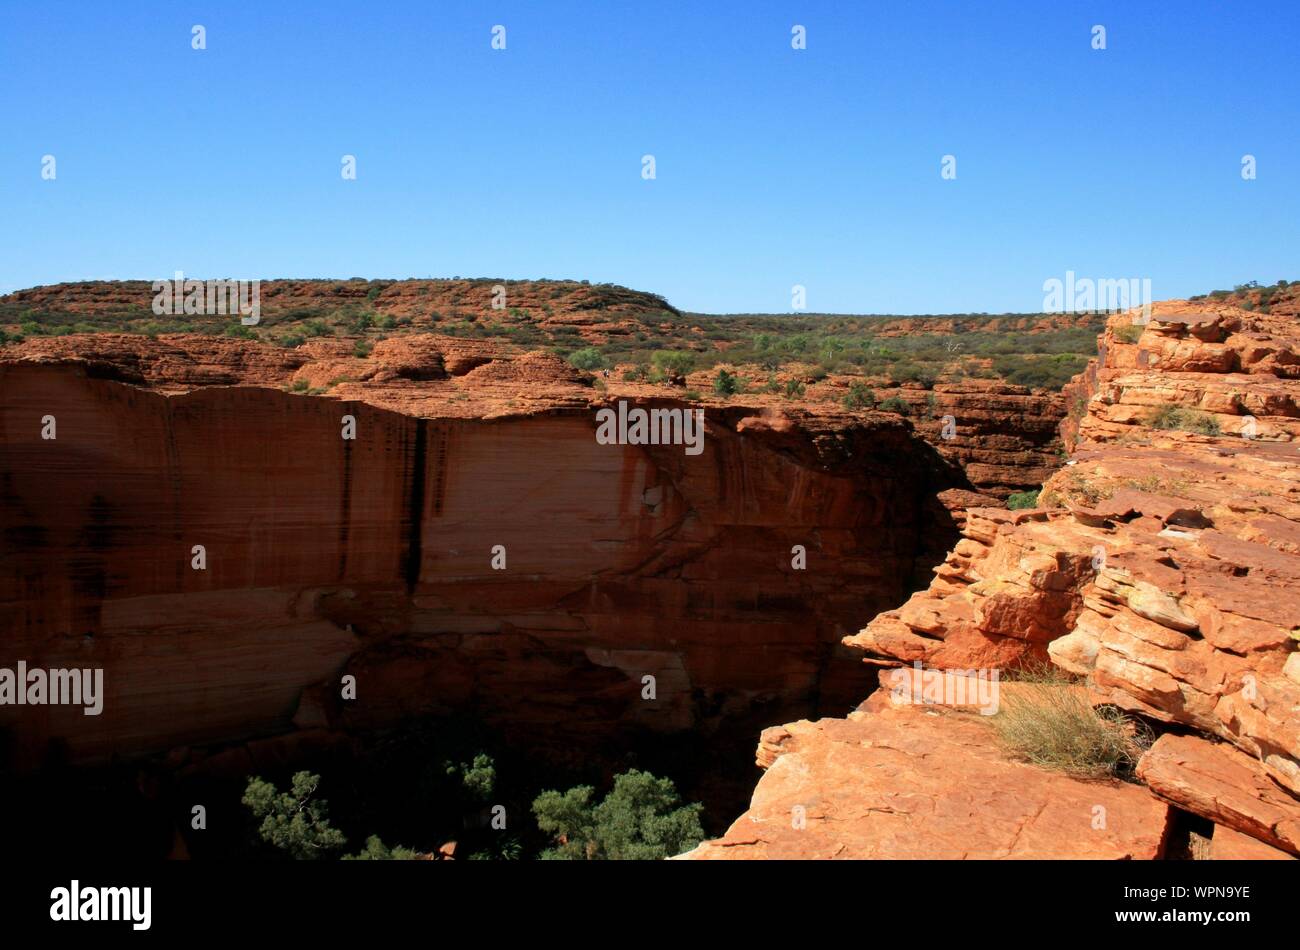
[338, 403, 354, 579]
[163, 396, 184, 592]
[429, 421, 447, 518]
[403, 418, 427, 592]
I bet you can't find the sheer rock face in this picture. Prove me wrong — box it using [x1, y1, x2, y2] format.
[0, 335, 973, 769]
[699, 300, 1300, 859]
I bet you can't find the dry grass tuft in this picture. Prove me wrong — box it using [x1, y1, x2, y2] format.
[990, 669, 1153, 778]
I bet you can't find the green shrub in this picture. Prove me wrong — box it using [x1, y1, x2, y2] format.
[353, 340, 373, 358]
[783, 379, 805, 399]
[878, 395, 911, 416]
[567, 347, 606, 371]
[532, 769, 704, 860]
[651, 350, 695, 378]
[343, 836, 420, 861]
[242, 772, 348, 859]
[1113, 324, 1144, 344]
[712, 369, 739, 396]
[1007, 489, 1040, 509]
[843, 381, 877, 410]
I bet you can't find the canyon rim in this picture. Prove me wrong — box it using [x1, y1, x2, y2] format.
[1, 281, 1296, 868]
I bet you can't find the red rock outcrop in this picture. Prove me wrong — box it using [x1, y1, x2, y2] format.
[0, 333, 967, 770]
[695, 298, 1300, 859]
[682, 682, 1172, 860]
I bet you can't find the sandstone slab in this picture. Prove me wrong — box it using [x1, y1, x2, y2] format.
[683, 698, 1171, 860]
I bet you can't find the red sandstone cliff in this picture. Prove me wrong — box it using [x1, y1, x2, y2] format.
[0, 333, 969, 770]
[687, 300, 1300, 860]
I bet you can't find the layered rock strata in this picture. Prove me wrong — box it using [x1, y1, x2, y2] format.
[695, 301, 1300, 859]
[0, 334, 964, 769]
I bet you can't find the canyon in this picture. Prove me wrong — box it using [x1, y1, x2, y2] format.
[0, 328, 1053, 781]
[5, 281, 1295, 862]
[686, 299, 1300, 860]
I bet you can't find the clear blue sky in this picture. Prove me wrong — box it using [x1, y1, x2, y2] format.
[1, 1, 1295, 313]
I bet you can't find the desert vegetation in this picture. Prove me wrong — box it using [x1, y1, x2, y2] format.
[1147, 404, 1222, 436]
[0, 278, 1105, 392]
[991, 665, 1153, 778]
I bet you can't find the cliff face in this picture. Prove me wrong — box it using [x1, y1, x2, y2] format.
[0, 335, 964, 770]
[691, 300, 1300, 860]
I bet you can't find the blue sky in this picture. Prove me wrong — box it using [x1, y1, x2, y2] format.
[1, 1, 1296, 313]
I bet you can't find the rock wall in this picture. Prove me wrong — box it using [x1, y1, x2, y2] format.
[0, 338, 960, 770]
[694, 300, 1300, 860]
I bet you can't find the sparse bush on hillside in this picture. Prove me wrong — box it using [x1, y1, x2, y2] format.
[712, 368, 740, 396]
[1113, 324, 1144, 344]
[878, 395, 911, 416]
[567, 347, 606, 371]
[843, 381, 877, 410]
[990, 353, 1086, 391]
[1148, 404, 1221, 435]
[651, 350, 695, 378]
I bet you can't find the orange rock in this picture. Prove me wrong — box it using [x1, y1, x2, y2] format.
[1210, 825, 1296, 860]
[1136, 734, 1300, 856]
[681, 698, 1171, 860]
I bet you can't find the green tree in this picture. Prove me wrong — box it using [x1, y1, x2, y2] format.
[444, 752, 496, 802]
[879, 395, 911, 416]
[713, 369, 739, 396]
[343, 835, 421, 861]
[651, 350, 695, 378]
[242, 771, 348, 860]
[567, 347, 606, 371]
[843, 381, 876, 410]
[532, 769, 704, 860]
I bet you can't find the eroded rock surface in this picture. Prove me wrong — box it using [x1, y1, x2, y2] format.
[682, 690, 1171, 860]
[0, 335, 964, 769]
[698, 300, 1300, 859]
